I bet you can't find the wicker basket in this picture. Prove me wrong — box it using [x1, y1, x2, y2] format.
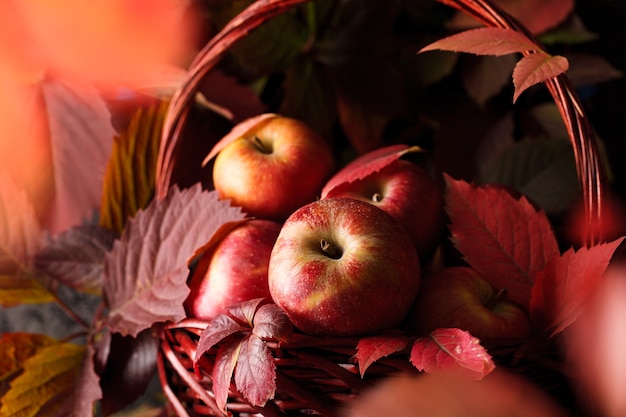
[155, 0, 606, 416]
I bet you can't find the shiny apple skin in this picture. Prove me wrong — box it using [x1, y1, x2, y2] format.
[408, 266, 532, 345]
[184, 219, 282, 321]
[323, 159, 445, 260]
[268, 198, 421, 337]
[212, 116, 334, 222]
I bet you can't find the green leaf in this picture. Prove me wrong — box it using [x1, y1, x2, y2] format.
[478, 137, 579, 214]
[0, 274, 54, 307]
[211, 0, 309, 75]
[100, 100, 166, 234]
[33, 225, 117, 295]
[0, 343, 87, 416]
[280, 56, 337, 138]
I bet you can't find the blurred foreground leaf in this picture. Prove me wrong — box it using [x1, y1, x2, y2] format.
[0, 342, 100, 416]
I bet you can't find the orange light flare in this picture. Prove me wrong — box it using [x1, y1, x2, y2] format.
[0, 0, 199, 230]
[12, 0, 198, 92]
[568, 264, 626, 417]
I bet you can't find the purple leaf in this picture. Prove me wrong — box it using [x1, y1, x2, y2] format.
[41, 77, 115, 234]
[234, 334, 276, 407]
[103, 184, 245, 337]
[194, 313, 248, 368]
[213, 338, 243, 412]
[252, 303, 293, 343]
[226, 298, 269, 328]
[98, 329, 159, 416]
[34, 224, 117, 294]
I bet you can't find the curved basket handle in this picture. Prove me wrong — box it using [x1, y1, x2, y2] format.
[438, 0, 605, 246]
[157, 0, 605, 246]
[156, 0, 312, 198]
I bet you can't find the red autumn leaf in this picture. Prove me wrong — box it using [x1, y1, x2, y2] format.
[234, 334, 277, 407]
[356, 333, 411, 377]
[194, 314, 248, 368]
[321, 144, 423, 197]
[202, 113, 278, 166]
[33, 224, 117, 295]
[512, 53, 569, 102]
[252, 303, 293, 343]
[410, 328, 495, 380]
[419, 27, 539, 57]
[103, 184, 245, 337]
[529, 237, 625, 336]
[445, 176, 559, 308]
[41, 77, 116, 234]
[213, 338, 243, 412]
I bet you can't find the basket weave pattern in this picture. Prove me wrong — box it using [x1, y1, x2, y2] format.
[158, 320, 418, 417]
[155, 0, 606, 416]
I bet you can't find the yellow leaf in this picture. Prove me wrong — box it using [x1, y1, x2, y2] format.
[100, 100, 167, 233]
[0, 343, 86, 417]
[0, 274, 54, 307]
[0, 333, 58, 398]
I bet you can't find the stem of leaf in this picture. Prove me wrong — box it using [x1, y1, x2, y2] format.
[51, 290, 91, 330]
[303, 2, 316, 52]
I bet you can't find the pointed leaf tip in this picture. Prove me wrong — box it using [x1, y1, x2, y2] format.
[410, 328, 495, 380]
[513, 53, 569, 102]
[530, 237, 625, 337]
[444, 176, 559, 308]
[356, 334, 411, 377]
[419, 28, 540, 57]
[103, 184, 245, 337]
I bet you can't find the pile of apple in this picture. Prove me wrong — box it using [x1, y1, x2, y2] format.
[185, 113, 531, 344]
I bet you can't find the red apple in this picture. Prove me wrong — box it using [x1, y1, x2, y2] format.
[323, 159, 445, 259]
[211, 115, 334, 221]
[184, 219, 282, 321]
[268, 198, 421, 336]
[408, 266, 531, 345]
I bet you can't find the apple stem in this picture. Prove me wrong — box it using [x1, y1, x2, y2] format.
[372, 193, 383, 202]
[486, 288, 508, 309]
[252, 136, 271, 154]
[320, 239, 342, 259]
